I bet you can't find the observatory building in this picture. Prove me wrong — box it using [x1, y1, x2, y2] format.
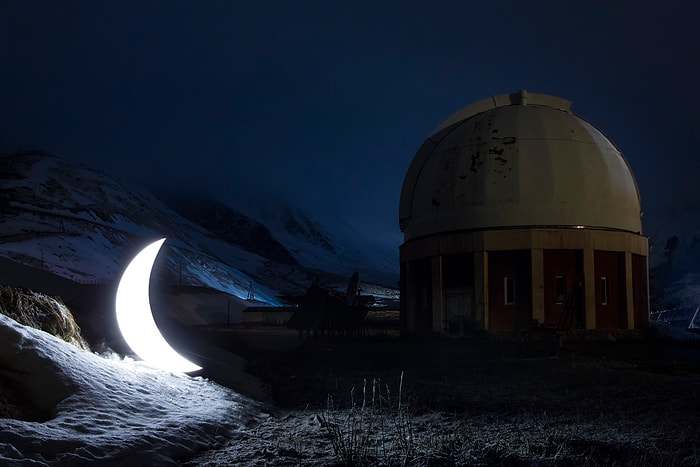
[399, 91, 649, 334]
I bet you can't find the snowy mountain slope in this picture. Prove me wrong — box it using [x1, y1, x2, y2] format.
[165, 195, 299, 266]
[0, 153, 286, 304]
[0, 153, 399, 314]
[638, 199, 700, 310]
[644, 201, 700, 269]
[227, 198, 400, 288]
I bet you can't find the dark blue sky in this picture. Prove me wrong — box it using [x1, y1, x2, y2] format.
[1, 1, 698, 240]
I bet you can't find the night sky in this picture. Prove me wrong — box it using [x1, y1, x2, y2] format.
[1, 1, 699, 240]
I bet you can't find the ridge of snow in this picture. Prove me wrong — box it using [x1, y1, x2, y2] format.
[0, 313, 258, 465]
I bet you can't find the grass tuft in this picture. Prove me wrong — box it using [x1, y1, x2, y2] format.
[0, 285, 89, 350]
[317, 371, 415, 466]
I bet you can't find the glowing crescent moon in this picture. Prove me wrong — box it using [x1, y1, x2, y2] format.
[115, 238, 201, 373]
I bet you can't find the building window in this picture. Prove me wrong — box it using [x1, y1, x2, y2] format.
[504, 276, 515, 305]
[555, 275, 566, 304]
[601, 276, 608, 306]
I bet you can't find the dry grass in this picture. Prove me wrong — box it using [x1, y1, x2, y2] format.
[317, 372, 415, 466]
[0, 286, 90, 421]
[308, 373, 695, 466]
[238, 333, 700, 466]
[0, 285, 89, 350]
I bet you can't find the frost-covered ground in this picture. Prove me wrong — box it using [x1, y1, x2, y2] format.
[199, 335, 700, 466]
[0, 313, 259, 466]
[4, 306, 700, 466]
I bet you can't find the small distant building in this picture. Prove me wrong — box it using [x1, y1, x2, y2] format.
[242, 305, 295, 326]
[398, 91, 649, 335]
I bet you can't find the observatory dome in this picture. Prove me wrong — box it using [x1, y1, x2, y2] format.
[399, 91, 642, 241]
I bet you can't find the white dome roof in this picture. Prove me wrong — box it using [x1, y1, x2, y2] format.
[399, 91, 643, 240]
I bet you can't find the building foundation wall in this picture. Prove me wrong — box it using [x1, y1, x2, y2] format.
[400, 228, 648, 334]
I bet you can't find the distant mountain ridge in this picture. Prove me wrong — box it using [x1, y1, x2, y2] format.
[0, 153, 399, 310]
[237, 198, 399, 287]
[165, 196, 299, 266]
[164, 193, 399, 288]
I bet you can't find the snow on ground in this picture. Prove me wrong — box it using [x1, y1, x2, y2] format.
[0, 313, 259, 466]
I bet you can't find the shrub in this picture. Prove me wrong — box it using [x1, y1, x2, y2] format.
[317, 372, 415, 466]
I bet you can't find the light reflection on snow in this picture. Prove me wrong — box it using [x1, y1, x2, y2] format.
[0, 314, 257, 465]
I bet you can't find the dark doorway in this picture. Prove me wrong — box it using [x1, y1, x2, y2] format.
[632, 254, 649, 329]
[594, 250, 626, 329]
[442, 253, 475, 335]
[414, 257, 433, 332]
[488, 250, 532, 329]
[543, 250, 584, 329]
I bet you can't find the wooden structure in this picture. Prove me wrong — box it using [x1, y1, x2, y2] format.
[287, 273, 369, 337]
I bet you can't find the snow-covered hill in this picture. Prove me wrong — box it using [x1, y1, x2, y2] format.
[0, 153, 286, 304]
[642, 200, 700, 310]
[164, 196, 299, 266]
[248, 202, 399, 288]
[0, 153, 398, 314]
[167, 195, 400, 289]
[0, 312, 256, 465]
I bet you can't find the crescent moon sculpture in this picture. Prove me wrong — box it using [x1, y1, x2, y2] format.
[115, 238, 201, 373]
